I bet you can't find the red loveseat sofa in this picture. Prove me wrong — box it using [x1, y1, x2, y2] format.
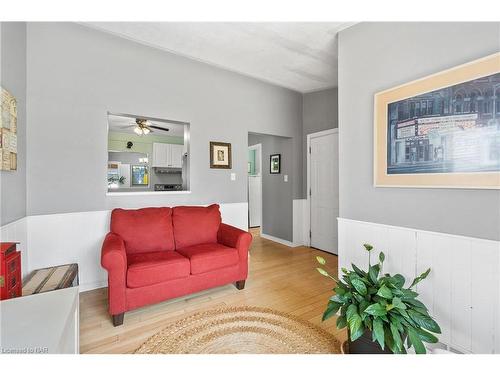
[101, 204, 252, 326]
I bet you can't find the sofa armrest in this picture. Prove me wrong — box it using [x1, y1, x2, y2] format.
[101, 232, 127, 272]
[217, 223, 253, 255]
[101, 232, 127, 314]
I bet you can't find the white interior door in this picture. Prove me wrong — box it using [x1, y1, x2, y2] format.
[309, 130, 339, 254]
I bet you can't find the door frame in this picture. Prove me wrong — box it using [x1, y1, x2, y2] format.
[306, 128, 338, 248]
[248, 143, 263, 234]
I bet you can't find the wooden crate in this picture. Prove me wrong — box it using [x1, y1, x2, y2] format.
[23, 264, 79, 296]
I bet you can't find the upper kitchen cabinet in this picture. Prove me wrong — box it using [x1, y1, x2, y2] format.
[169, 144, 184, 168]
[153, 142, 184, 168]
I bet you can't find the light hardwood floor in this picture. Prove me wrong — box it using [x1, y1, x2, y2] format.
[79, 228, 345, 353]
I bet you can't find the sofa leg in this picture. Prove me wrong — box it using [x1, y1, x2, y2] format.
[235, 280, 246, 290]
[112, 313, 124, 326]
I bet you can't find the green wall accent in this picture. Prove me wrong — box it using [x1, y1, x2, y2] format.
[248, 148, 256, 175]
[108, 131, 183, 156]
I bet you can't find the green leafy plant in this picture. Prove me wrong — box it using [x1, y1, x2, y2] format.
[316, 243, 440, 354]
[107, 175, 126, 185]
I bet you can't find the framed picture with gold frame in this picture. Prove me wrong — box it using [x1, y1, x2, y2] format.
[210, 141, 232, 169]
[374, 52, 500, 189]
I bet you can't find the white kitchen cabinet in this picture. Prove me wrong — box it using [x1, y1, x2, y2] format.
[153, 142, 184, 168]
[152, 143, 168, 167]
[169, 144, 184, 168]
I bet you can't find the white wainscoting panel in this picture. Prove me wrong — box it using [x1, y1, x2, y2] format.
[27, 202, 248, 292]
[338, 219, 416, 286]
[292, 199, 308, 247]
[28, 210, 111, 292]
[218, 202, 248, 231]
[0, 217, 29, 278]
[338, 217, 500, 354]
[470, 240, 500, 354]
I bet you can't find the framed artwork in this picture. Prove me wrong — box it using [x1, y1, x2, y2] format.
[0, 87, 18, 171]
[270, 154, 281, 174]
[374, 52, 500, 189]
[131, 165, 149, 186]
[210, 141, 232, 169]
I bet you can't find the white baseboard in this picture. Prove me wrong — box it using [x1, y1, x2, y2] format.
[338, 217, 500, 354]
[260, 232, 296, 247]
[79, 281, 107, 293]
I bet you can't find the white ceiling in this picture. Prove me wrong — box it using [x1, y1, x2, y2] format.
[108, 114, 185, 137]
[84, 22, 354, 93]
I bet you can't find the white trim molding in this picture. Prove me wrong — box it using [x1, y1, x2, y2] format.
[338, 217, 500, 354]
[292, 199, 308, 247]
[260, 233, 295, 247]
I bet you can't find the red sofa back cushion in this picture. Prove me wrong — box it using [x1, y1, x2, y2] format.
[111, 207, 175, 254]
[173, 204, 222, 249]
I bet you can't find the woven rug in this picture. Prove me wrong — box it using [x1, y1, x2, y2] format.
[135, 305, 343, 354]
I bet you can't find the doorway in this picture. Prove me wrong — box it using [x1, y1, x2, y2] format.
[307, 129, 339, 254]
[248, 143, 262, 231]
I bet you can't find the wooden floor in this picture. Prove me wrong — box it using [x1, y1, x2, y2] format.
[79, 228, 345, 353]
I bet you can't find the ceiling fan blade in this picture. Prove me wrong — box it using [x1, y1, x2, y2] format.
[149, 125, 170, 132]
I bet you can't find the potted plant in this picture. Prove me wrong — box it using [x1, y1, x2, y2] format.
[107, 175, 126, 187]
[316, 244, 441, 354]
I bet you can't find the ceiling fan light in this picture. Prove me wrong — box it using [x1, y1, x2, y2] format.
[143, 127, 151, 135]
[134, 126, 143, 135]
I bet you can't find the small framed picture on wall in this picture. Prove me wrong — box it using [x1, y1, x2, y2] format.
[209, 141, 232, 169]
[270, 154, 281, 174]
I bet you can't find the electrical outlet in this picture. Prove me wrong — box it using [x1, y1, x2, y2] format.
[284, 174, 288, 182]
[230, 173, 236, 181]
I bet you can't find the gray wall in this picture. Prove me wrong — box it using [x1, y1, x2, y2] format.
[26, 23, 303, 216]
[249, 133, 293, 241]
[0, 22, 27, 225]
[338, 22, 500, 240]
[302, 87, 338, 193]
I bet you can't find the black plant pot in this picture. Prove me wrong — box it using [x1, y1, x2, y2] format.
[348, 329, 393, 354]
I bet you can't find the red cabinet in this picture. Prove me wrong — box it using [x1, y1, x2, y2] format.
[0, 242, 22, 300]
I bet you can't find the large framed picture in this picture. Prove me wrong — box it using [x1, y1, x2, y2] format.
[210, 141, 232, 169]
[270, 154, 281, 174]
[374, 52, 500, 189]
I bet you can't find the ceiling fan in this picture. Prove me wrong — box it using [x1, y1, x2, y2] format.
[120, 118, 170, 136]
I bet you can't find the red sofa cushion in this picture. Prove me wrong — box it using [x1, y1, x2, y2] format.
[111, 207, 175, 254]
[177, 243, 239, 275]
[126, 251, 190, 288]
[172, 204, 222, 249]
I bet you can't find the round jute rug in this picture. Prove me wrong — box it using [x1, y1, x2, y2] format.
[135, 305, 343, 354]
